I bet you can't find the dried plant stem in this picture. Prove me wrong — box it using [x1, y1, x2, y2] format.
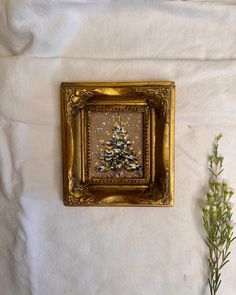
[203, 134, 235, 295]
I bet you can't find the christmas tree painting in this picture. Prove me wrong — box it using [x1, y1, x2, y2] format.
[95, 115, 142, 173]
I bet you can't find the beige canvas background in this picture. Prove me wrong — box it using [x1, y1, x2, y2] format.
[90, 111, 144, 178]
[0, 1, 236, 295]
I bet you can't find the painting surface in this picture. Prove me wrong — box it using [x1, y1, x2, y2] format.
[89, 111, 144, 178]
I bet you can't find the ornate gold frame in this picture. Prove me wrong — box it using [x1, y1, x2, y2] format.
[61, 82, 175, 206]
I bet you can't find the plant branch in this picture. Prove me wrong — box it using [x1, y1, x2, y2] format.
[202, 134, 235, 295]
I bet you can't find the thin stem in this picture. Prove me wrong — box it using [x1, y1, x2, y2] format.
[203, 134, 235, 295]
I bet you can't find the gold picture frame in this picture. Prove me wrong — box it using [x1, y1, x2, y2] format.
[61, 82, 175, 206]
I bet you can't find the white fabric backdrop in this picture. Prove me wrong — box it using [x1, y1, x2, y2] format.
[0, 1, 236, 295]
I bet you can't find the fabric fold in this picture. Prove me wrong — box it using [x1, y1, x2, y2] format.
[1, 1, 236, 59]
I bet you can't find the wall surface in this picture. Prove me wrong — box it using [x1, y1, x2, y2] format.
[0, 1, 236, 295]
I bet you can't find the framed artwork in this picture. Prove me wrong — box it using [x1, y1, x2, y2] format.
[61, 82, 175, 206]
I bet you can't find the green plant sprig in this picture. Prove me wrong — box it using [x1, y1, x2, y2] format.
[203, 134, 235, 295]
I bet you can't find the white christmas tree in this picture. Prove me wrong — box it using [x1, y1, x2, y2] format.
[96, 116, 141, 172]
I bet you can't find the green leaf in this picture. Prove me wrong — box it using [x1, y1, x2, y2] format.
[216, 279, 222, 292]
[230, 237, 236, 243]
[216, 133, 223, 142]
